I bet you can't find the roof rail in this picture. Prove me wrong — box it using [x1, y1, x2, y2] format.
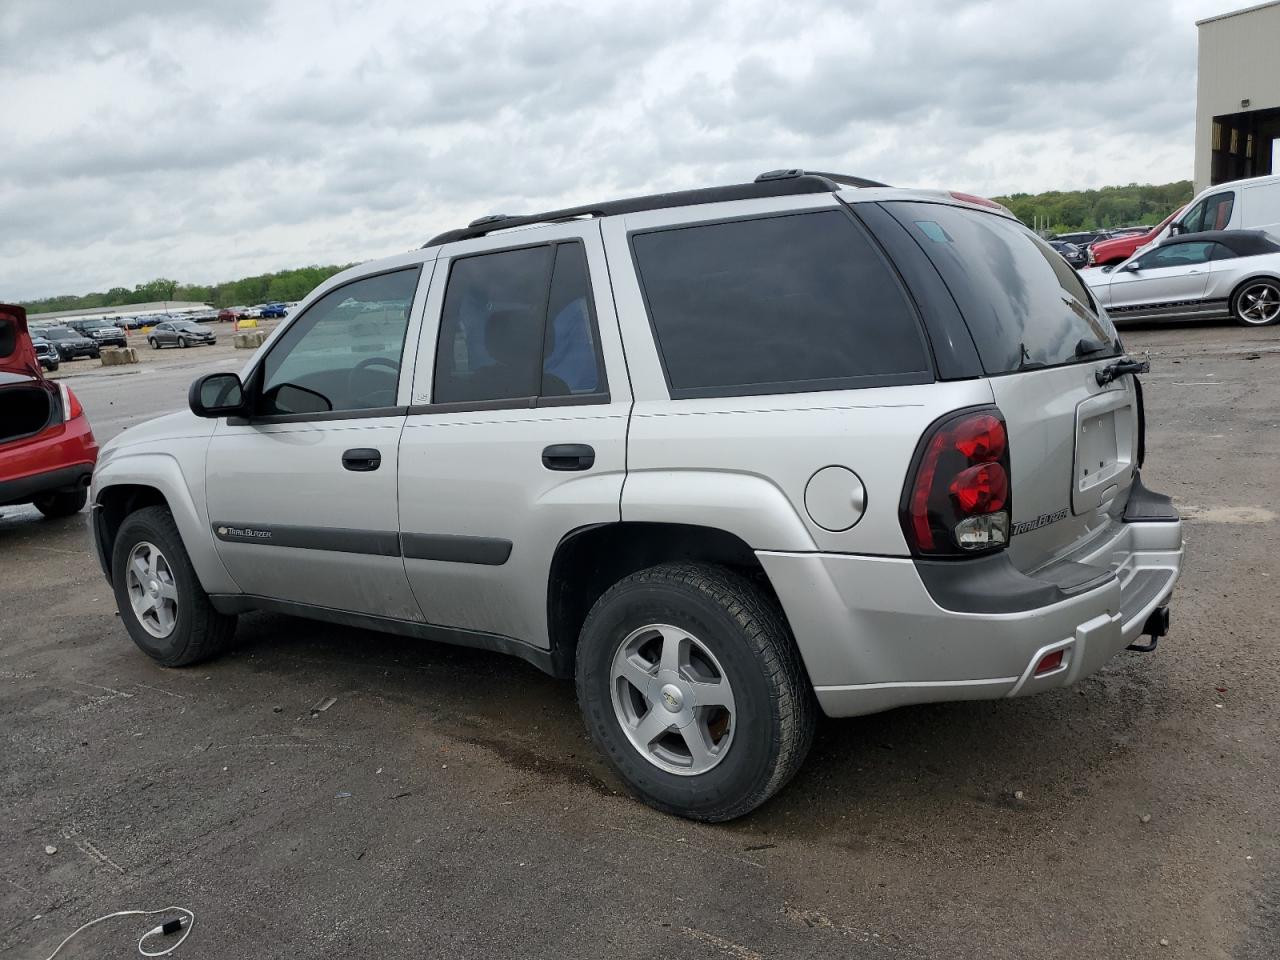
[422, 169, 889, 247]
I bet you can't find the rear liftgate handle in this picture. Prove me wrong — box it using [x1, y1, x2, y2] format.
[342, 447, 382, 472]
[542, 443, 595, 471]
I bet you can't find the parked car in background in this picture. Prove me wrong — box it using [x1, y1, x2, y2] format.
[31, 337, 59, 372]
[67, 318, 128, 348]
[1048, 240, 1088, 269]
[217, 308, 238, 322]
[1080, 229, 1280, 326]
[147, 319, 217, 348]
[91, 170, 1180, 821]
[1051, 229, 1110, 250]
[189, 309, 219, 323]
[40, 326, 100, 361]
[1089, 208, 1186, 266]
[259, 302, 289, 318]
[242, 305, 264, 319]
[1, 305, 98, 518]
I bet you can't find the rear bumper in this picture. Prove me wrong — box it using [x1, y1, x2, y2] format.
[759, 513, 1182, 718]
[0, 462, 94, 506]
[0, 420, 99, 507]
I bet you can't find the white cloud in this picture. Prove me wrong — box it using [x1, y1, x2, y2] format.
[0, 0, 1232, 300]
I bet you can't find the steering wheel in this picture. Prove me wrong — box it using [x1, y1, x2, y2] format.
[347, 356, 401, 409]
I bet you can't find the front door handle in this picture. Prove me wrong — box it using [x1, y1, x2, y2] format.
[542, 443, 595, 471]
[342, 447, 382, 472]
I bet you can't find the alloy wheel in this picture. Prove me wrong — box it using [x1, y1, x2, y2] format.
[1237, 282, 1280, 325]
[125, 541, 179, 638]
[609, 623, 736, 776]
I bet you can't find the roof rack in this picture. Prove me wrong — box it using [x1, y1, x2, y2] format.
[422, 169, 889, 247]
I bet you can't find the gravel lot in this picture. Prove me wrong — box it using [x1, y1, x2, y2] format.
[1, 320, 1277, 959]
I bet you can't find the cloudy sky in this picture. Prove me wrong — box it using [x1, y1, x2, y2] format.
[0, 0, 1235, 301]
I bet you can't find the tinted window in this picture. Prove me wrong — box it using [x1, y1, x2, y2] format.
[631, 211, 931, 397]
[432, 242, 606, 404]
[259, 268, 418, 416]
[542, 244, 605, 397]
[1138, 242, 1216, 269]
[886, 202, 1117, 374]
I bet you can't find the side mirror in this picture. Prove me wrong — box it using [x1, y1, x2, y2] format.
[189, 372, 246, 418]
[1121, 261, 1142, 272]
[1167, 222, 1184, 237]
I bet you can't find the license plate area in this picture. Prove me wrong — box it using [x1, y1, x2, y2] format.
[1073, 388, 1135, 515]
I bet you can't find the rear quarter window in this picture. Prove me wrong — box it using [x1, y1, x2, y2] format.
[883, 201, 1117, 374]
[630, 210, 933, 398]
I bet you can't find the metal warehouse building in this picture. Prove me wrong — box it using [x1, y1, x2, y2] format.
[1195, 0, 1280, 191]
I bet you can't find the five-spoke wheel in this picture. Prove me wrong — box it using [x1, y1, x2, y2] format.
[1233, 280, 1280, 326]
[610, 624, 736, 776]
[125, 541, 179, 638]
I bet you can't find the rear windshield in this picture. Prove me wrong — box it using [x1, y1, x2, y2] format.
[884, 202, 1118, 373]
[631, 210, 932, 398]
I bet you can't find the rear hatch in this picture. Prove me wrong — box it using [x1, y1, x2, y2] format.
[0, 303, 41, 379]
[880, 201, 1138, 573]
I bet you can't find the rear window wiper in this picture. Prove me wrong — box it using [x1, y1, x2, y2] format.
[1016, 342, 1047, 371]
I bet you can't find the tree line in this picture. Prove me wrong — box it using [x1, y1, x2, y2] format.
[19, 264, 354, 315]
[992, 180, 1194, 235]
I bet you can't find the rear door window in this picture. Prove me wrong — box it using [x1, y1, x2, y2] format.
[630, 210, 932, 398]
[884, 201, 1118, 374]
[432, 242, 607, 406]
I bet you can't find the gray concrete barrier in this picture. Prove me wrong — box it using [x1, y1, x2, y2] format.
[235, 332, 267, 349]
[99, 347, 139, 366]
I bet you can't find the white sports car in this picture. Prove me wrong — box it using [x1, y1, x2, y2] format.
[1080, 229, 1280, 326]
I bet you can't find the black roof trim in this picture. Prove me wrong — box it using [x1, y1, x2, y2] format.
[423, 170, 887, 247]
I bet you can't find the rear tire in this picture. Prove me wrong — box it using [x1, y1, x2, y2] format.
[576, 561, 816, 822]
[111, 505, 237, 667]
[1232, 278, 1280, 326]
[33, 487, 87, 518]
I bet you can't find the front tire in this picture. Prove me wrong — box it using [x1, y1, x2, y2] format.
[148, 338, 159, 349]
[33, 487, 87, 518]
[576, 562, 816, 822]
[111, 505, 237, 666]
[1232, 279, 1280, 326]
[178, 336, 189, 348]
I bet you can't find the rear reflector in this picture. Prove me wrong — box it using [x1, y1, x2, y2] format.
[1035, 650, 1064, 675]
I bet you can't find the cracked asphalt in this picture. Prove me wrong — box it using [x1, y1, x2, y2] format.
[1, 321, 1277, 959]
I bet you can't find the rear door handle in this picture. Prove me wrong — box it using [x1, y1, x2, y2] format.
[342, 447, 382, 472]
[542, 443, 595, 471]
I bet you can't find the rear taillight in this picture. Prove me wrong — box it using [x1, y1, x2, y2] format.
[58, 383, 84, 420]
[900, 407, 1012, 557]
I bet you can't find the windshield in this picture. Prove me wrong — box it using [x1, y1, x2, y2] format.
[174, 321, 201, 330]
[44, 328, 75, 339]
[884, 201, 1118, 373]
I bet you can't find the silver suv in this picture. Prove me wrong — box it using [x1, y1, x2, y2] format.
[90, 171, 1183, 821]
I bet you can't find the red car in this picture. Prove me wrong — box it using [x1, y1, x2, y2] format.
[1, 304, 98, 518]
[1088, 207, 1185, 267]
